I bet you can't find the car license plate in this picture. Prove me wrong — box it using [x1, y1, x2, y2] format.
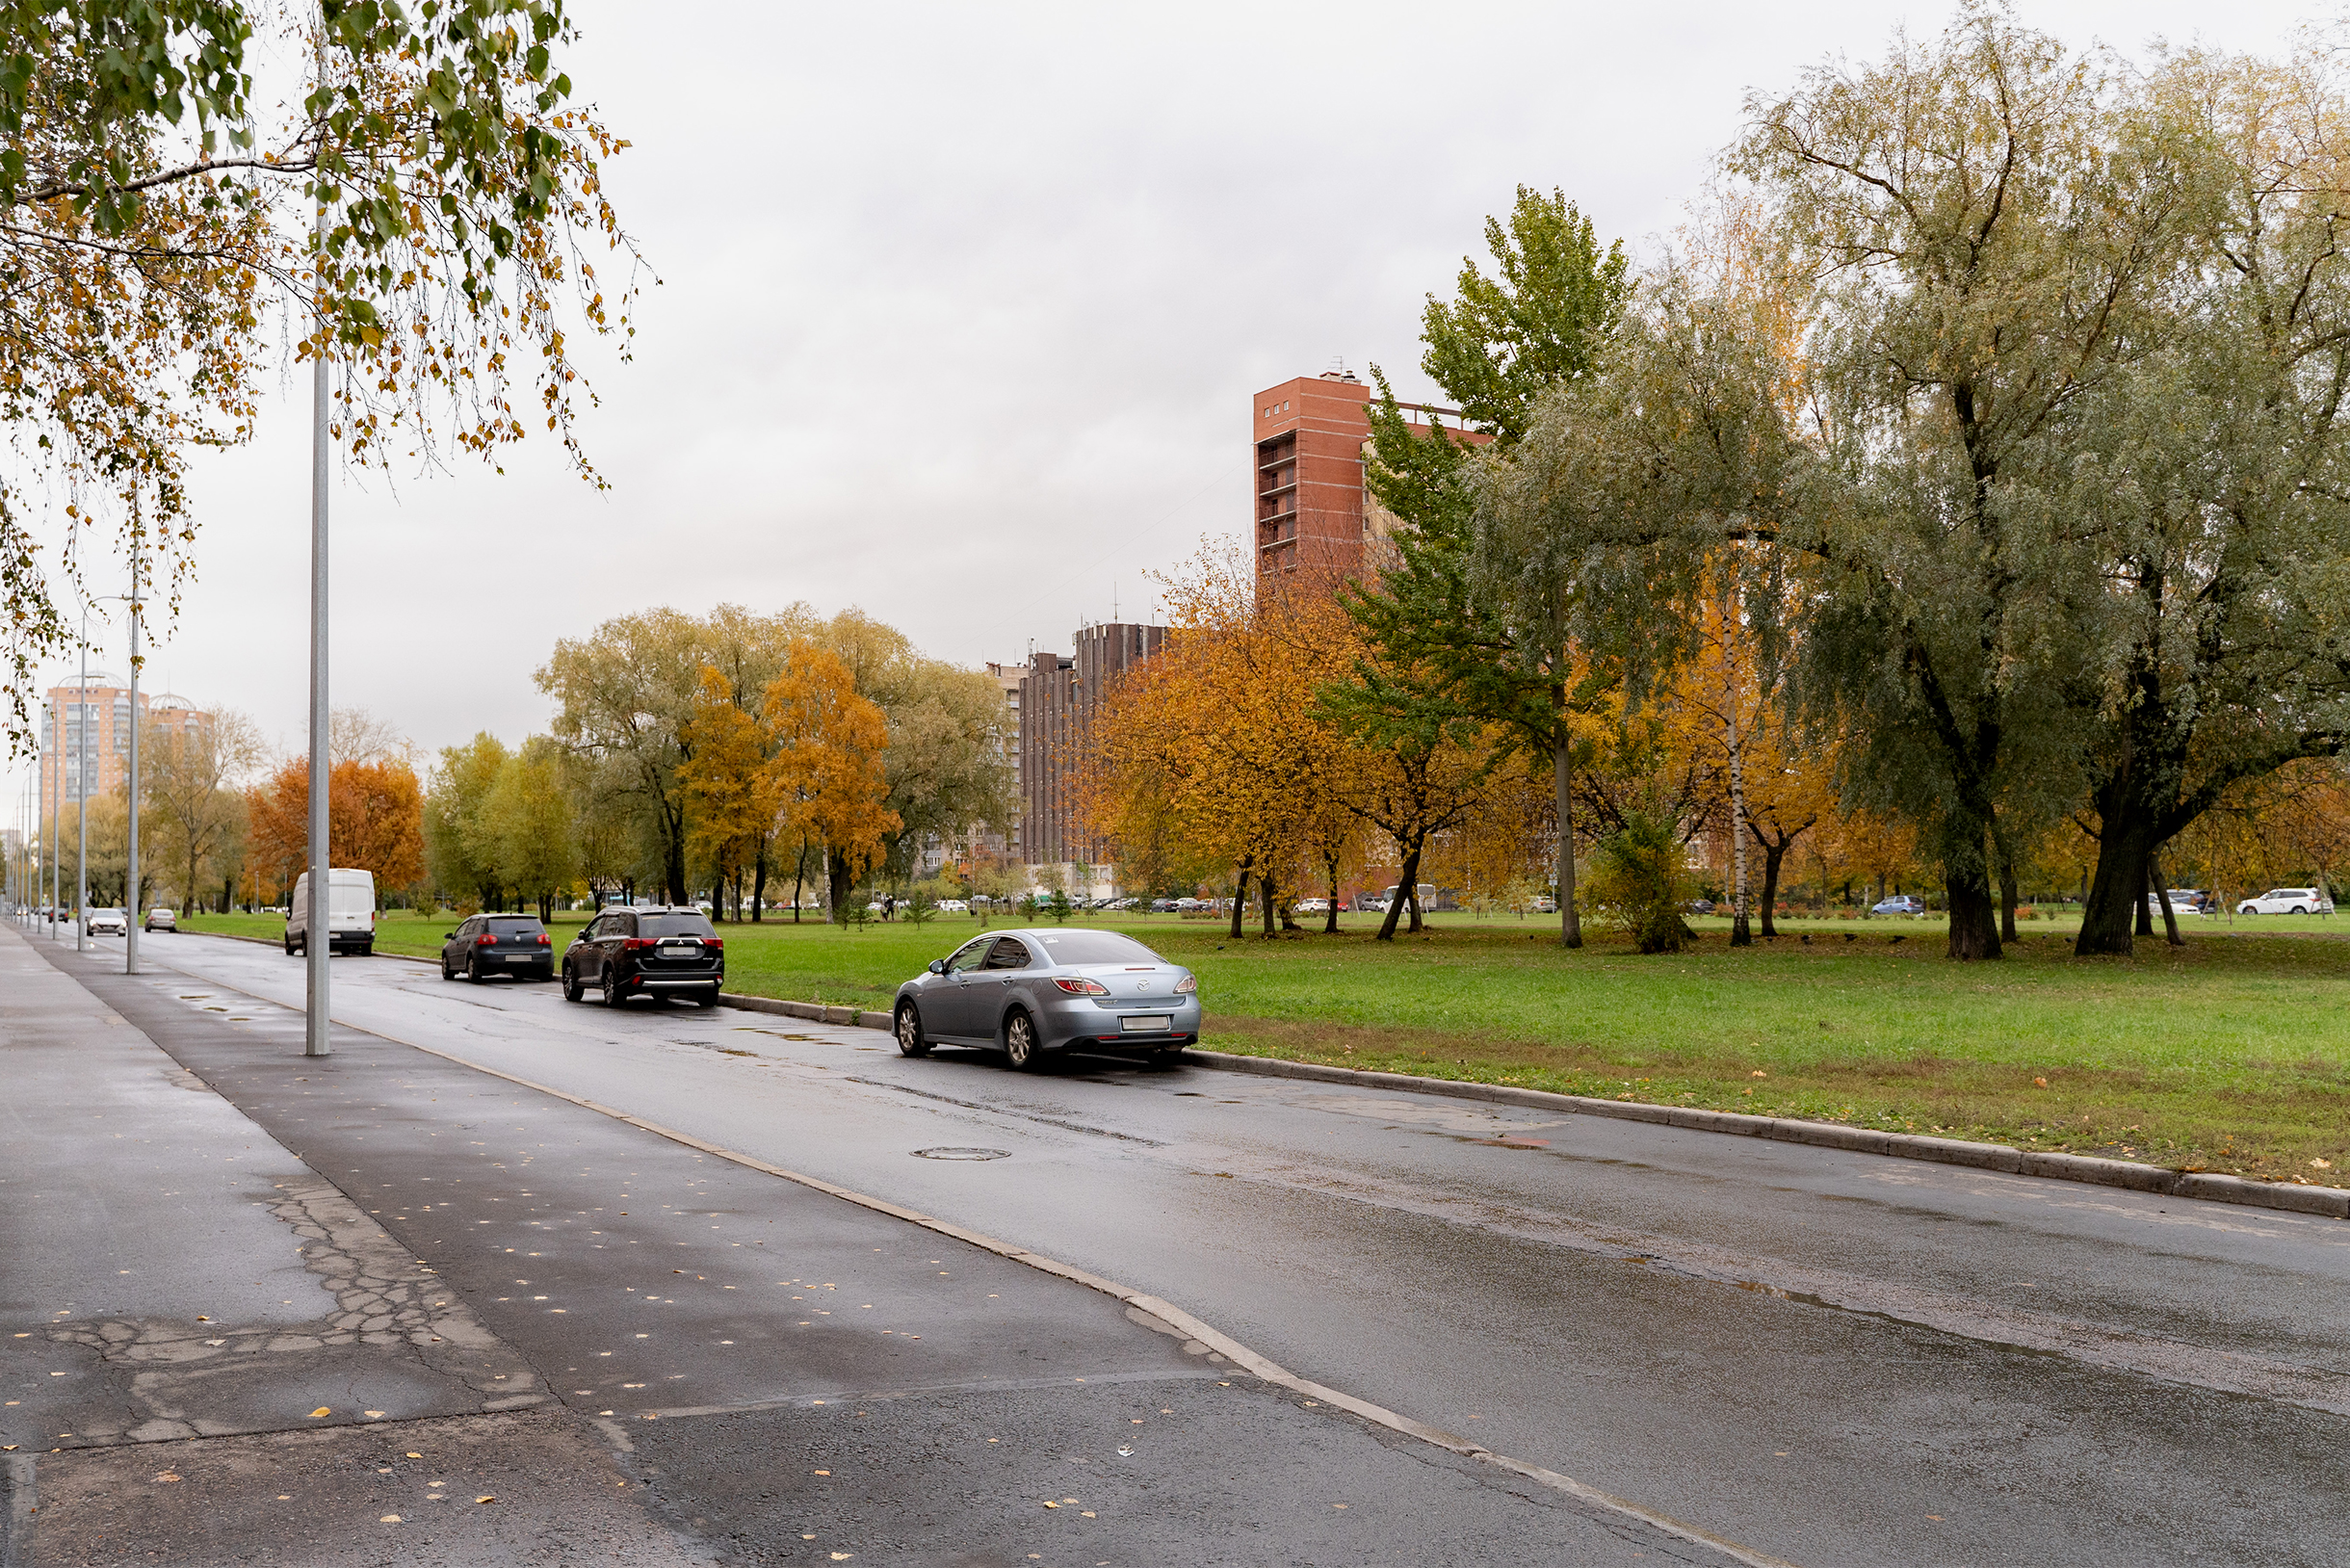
[1121, 1015, 1170, 1032]
[660, 943, 698, 958]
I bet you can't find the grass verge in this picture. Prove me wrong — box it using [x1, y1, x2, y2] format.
[177, 907, 2350, 1185]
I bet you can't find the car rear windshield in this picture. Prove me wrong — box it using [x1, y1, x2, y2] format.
[640, 914, 717, 938]
[488, 918, 543, 935]
[1031, 931, 1161, 965]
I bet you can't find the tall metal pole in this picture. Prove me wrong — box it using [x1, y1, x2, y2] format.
[75, 621, 88, 953]
[304, 200, 332, 1058]
[48, 695, 59, 939]
[125, 556, 142, 974]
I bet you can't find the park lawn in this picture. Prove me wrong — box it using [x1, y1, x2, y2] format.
[177, 906, 2350, 1186]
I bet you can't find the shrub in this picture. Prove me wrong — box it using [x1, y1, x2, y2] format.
[1047, 890, 1073, 924]
[1585, 812, 1693, 954]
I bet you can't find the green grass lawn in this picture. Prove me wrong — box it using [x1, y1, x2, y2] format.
[179, 905, 2350, 1185]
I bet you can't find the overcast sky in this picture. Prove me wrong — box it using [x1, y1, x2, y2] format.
[2, 0, 2330, 826]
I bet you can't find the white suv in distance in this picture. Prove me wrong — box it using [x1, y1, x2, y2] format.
[2236, 887, 2335, 916]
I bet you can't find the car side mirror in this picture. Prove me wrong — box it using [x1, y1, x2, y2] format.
[927, 959, 947, 975]
[443, 931, 455, 940]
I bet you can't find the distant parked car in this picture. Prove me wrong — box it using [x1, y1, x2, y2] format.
[2148, 888, 2210, 915]
[1295, 897, 1331, 914]
[1687, 898, 1716, 915]
[286, 868, 377, 955]
[1870, 895, 1927, 917]
[441, 913, 553, 983]
[83, 907, 128, 936]
[562, 905, 723, 1007]
[935, 898, 970, 914]
[144, 906, 176, 931]
[2237, 887, 2335, 916]
[1173, 897, 1205, 911]
[1529, 895, 1557, 914]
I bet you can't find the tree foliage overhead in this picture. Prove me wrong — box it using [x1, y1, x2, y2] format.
[2, 0, 640, 743]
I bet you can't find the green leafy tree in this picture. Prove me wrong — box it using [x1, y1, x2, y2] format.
[482, 738, 579, 923]
[424, 732, 511, 911]
[1344, 186, 1631, 948]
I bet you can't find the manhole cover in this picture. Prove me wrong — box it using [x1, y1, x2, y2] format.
[912, 1147, 1011, 1162]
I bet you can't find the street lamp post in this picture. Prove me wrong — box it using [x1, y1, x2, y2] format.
[75, 619, 88, 954]
[304, 205, 332, 1059]
[48, 698, 59, 939]
[125, 557, 143, 975]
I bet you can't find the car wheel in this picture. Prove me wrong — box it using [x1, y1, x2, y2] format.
[561, 963, 583, 1004]
[895, 1002, 931, 1058]
[692, 984, 719, 1008]
[466, 954, 483, 983]
[603, 967, 626, 1007]
[1004, 1009, 1042, 1071]
[284, 933, 297, 955]
[441, 954, 456, 980]
[2293, 905, 2309, 916]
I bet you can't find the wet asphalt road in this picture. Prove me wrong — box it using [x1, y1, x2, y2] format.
[26, 929, 2350, 1565]
[9, 930, 1737, 1568]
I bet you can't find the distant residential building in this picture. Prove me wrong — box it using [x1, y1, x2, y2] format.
[1018, 622, 1166, 894]
[36, 683, 208, 827]
[1252, 368, 1486, 579]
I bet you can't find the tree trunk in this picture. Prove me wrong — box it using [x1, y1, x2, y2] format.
[1727, 707, 1752, 948]
[1554, 724, 1581, 949]
[1228, 861, 1249, 939]
[1941, 815, 2002, 960]
[1260, 869, 1276, 936]
[2076, 812, 2154, 956]
[752, 846, 768, 923]
[2151, 852, 2181, 947]
[1377, 841, 1423, 941]
[1758, 838, 1786, 938]
[665, 825, 687, 907]
[827, 847, 852, 924]
[1323, 854, 1342, 934]
[1995, 826, 2019, 943]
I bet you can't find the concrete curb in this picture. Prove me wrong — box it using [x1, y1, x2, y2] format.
[1, 1452, 32, 1568]
[1180, 1049, 2350, 1220]
[174, 931, 2342, 1222]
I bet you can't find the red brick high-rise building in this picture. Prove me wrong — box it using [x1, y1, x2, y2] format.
[1252, 369, 1484, 580]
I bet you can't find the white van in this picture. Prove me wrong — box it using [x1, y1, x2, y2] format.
[287, 868, 378, 956]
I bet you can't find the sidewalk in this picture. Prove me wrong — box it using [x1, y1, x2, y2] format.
[0, 924, 704, 1565]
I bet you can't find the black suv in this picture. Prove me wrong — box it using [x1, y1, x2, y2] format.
[562, 906, 724, 1008]
[441, 913, 554, 982]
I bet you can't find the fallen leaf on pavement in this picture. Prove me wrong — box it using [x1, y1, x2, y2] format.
[475, 1496, 495, 1504]
[308, 1408, 331, 1419]
[379, 1515, 402, 1524]
[153, 1474, 179, 1483]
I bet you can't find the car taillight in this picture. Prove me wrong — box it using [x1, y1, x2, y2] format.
[1053, 977, 1109, 995]
[476, 932, 497, 945]
[624, 936, 655, 951]
[536, 933, 550, 945]
[706, 938, 722, 951]
[1175, 975, 1196, 994]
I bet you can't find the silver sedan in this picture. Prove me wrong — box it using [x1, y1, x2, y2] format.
[892, 928, 1201, 1070]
